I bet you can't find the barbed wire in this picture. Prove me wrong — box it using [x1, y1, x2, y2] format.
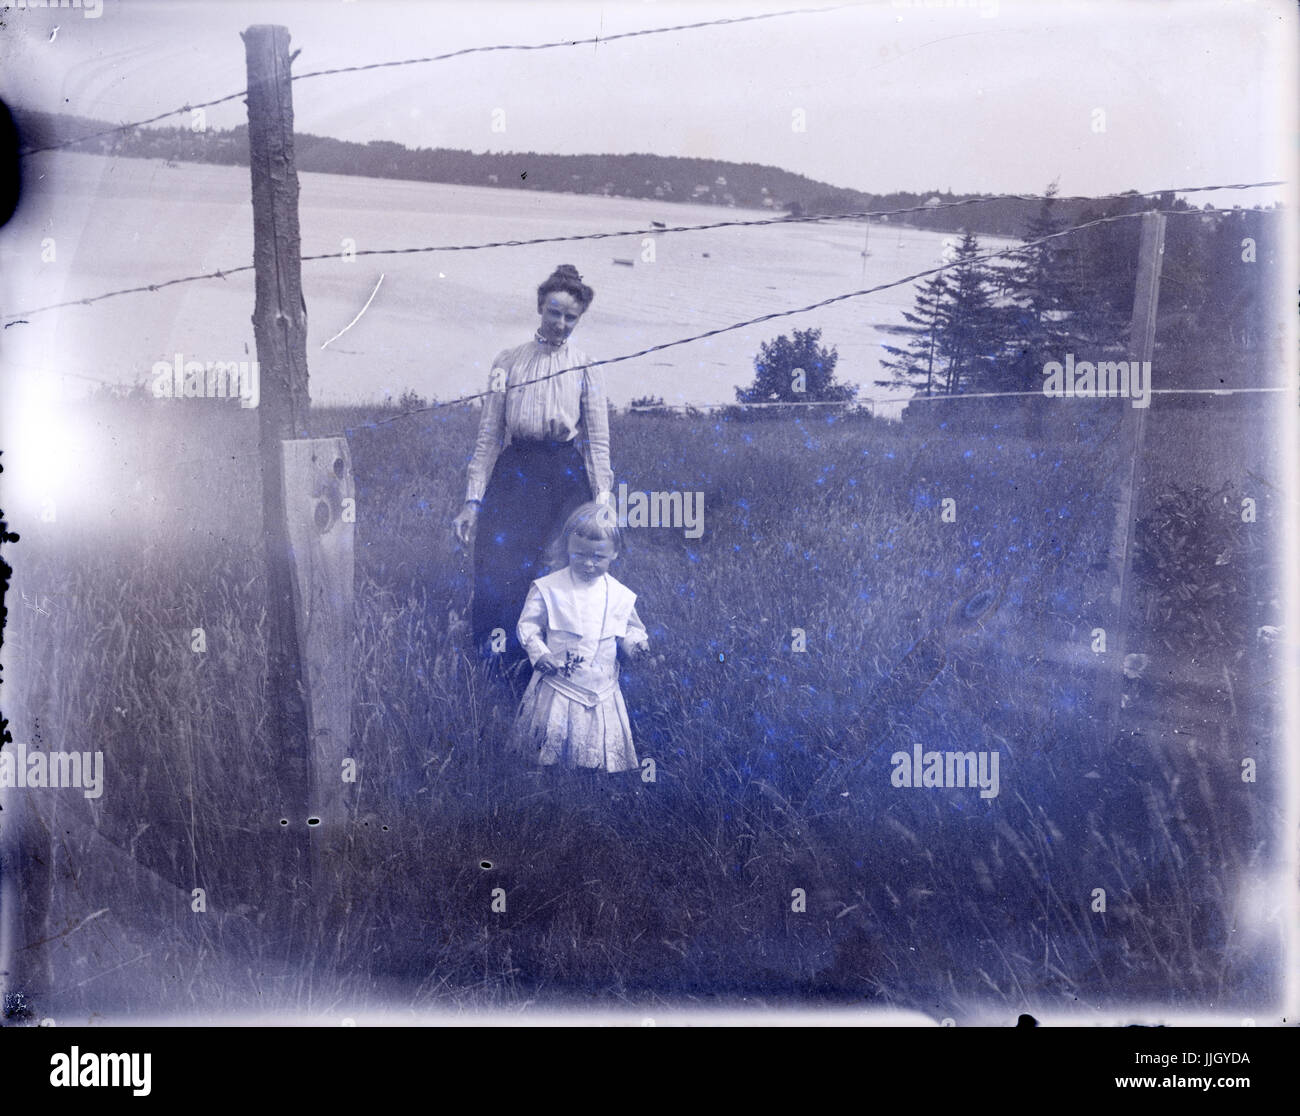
[16, 203, 1276, 410]
[3, 266, 253, 324]
[347, 207, 1194, 432]
[1, 189, 1280, 326]
[71, 380, 1290, 494]
[18, 89, 252, 159]
[61, 380, 1291, 494]
[49, 379, 1293, 417]
[290, 5, 854, 84]
[16, 5, 852, 158]
[294, 181, 1281, 264]
[625, 385, 1291, 412]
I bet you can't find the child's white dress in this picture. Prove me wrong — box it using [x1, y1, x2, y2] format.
[512, 568, 648, 773]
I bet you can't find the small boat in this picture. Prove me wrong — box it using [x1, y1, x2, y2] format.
[612, 258, 635, 267]
[651, 221, 666, 229]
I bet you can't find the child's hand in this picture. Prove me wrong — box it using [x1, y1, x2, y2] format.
[620, 637, 654, 663]
[535, 652, 566, 676]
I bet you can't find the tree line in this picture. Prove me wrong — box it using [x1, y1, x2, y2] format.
[877, 187, 1282, 397]
[15, 108, 1260, 241]
[725, 186, 1282, 407]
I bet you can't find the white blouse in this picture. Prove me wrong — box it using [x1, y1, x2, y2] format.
[464, 337, 614, 504]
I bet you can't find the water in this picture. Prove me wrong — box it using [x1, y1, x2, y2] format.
[2, 151, 1012, 410]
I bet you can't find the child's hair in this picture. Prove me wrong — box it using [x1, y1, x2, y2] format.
[543, 501, 623, 569]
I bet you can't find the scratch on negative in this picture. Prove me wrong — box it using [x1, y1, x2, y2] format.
[321, 273, 385, 350]
[20, 907, 111, 950]
[71, 950, 153, 991]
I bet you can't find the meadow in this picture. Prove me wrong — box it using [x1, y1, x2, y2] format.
[3, 385, 1285, 1021]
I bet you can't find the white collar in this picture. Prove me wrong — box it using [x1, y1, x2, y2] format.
[567, 567, 607, 593]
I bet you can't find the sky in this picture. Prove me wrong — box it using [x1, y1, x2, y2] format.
[0, 0, 1293, 201]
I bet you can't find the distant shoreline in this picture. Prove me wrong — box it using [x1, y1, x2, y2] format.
[13, 106, 1107, 239]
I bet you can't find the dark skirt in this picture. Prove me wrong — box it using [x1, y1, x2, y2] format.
[472, 439, 591, 667]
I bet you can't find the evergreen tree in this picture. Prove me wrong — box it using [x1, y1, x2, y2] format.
[937, 230, 1002, 393]
[998, 184, 1074, 390]
[736, 328, 855, 403]
[999, 182, 1120, 390]
[877, 270, 949, 395]
[879, 231, 1002, 395]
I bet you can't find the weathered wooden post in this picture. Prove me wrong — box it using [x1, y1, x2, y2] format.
[281, 439, 355, 842]
[245, 24, 312, 859]
[0, 784, 21, 1014]
[1103, 211, 1166, 745]
[244, 25, 354, 901]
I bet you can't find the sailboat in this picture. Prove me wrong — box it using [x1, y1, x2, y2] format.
[860, 220, 872, 279]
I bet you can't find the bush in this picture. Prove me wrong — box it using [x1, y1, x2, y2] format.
[629, 394, 675, 417]
[1132, 480, 1268, 657]
[735, 327, 856, 405]
[396, 388, 429, 412]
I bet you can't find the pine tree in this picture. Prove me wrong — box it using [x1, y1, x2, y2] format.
[877, 270, 949, 396]
[879, 231, 1002, 395]
[937, 230, 1002, 393]
[1000, 182, 1119, 390]
[999, 184, 1074, 390]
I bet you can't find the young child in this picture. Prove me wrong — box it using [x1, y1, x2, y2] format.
[510, 502, 653, 773]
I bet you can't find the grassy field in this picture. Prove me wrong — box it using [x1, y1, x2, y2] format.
[2, 391, 1286, 1021]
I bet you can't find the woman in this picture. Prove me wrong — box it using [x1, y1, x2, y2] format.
[452, 264, 614, 672]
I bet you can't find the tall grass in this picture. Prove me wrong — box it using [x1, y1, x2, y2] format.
[2, 396, 1283, 1020]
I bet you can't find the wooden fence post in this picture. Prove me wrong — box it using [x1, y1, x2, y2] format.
[0, 786, 22, 1014]
[1103, 211, 1166, 745]
[243, 24, 314, 894]
[245, 26, 356, 910]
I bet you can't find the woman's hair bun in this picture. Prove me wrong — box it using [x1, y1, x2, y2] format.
[537, 263, 595, 312]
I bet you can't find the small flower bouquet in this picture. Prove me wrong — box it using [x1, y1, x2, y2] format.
[560, 650, 585, 678]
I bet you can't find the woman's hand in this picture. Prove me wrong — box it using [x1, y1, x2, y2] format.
[534, 652, 566, 676]
[452, 501, 479, 546]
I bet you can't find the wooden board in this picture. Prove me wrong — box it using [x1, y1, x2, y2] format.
[1104, 212, 1166, 746]
[280, 437, 355, 838]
